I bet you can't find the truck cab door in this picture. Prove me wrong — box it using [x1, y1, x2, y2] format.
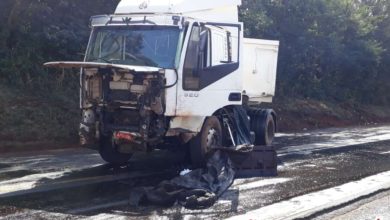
[175, 22, 243, 117]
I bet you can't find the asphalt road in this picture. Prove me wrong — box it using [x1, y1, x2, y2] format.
[1, 125, 390, 219]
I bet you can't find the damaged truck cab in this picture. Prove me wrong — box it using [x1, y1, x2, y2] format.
[45, 0, 279, 167]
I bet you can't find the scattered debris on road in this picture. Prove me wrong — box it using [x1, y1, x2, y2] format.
[129, 151, 234, 209]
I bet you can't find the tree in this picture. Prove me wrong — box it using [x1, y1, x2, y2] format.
[0, 0, 120, 86]
[240, 0, 387, 104]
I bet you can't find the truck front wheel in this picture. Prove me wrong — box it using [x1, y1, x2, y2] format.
[99, 135, 133, 166]
[190, 116, 222, 168]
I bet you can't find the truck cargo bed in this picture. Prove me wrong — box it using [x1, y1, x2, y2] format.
[243, 38, 279, 104]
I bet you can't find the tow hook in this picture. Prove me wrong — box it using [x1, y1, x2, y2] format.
[113, 131, 147, 153]
[113, 131, 134, 143]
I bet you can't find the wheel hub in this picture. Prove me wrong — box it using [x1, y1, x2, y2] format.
[267, 121, 275, 141]
[206, 128, 219, 150]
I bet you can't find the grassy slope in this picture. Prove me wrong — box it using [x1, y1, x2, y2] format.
[0, 84, 80, 152]
[1, 84, 390, 152]
[272, 98, 390, 132]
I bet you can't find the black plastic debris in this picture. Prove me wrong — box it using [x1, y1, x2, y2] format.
[128, 107, 278, 209]
[232, 106, 253, 146]
[129, 151, 235, 209]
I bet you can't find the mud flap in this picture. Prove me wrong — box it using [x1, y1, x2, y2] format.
[225, 106, 278, 178]
[227, 146, 278, 178]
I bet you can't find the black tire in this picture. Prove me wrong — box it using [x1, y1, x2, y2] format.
[190, 116, 222, 168]
[99, 135, 133, 166]
[250, 110, 276, 146]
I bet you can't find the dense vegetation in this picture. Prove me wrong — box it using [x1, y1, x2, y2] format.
[0, 0, 389, 144]
[241, 0, 390, 104]
[0, 0, 119, 143]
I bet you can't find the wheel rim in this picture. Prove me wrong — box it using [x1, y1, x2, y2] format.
[267, 120, 275, 142]
[206, 128, 219, 151]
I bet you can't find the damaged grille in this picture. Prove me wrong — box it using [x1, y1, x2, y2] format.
[84, 69, 163, 107]
[110, 109, 140, 127]
[83, 67, 166, 139]
[86, 75, 102, 102]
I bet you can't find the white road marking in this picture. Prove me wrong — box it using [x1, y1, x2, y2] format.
[227, 171, 390, 220]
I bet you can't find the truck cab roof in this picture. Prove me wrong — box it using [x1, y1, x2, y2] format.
[115, 0, 241, 23]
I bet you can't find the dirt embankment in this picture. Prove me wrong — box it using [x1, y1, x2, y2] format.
[2, 87, 390, 153]
[270, 98, 390, 132]
[0, 85, 79, 153]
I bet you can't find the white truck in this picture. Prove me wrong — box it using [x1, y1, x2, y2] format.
[45, 0, 279, 167]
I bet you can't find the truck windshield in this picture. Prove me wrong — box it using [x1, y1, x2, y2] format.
[86, 26, 181, 69]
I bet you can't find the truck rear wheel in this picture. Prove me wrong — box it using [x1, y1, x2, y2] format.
[190, 116, 222, 168]
[99, 135, 133, 166]
[250, 109, 276, 146]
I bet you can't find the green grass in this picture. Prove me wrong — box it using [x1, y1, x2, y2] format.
[0, 83, 80, 148]
[1, 81, 390, 151]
